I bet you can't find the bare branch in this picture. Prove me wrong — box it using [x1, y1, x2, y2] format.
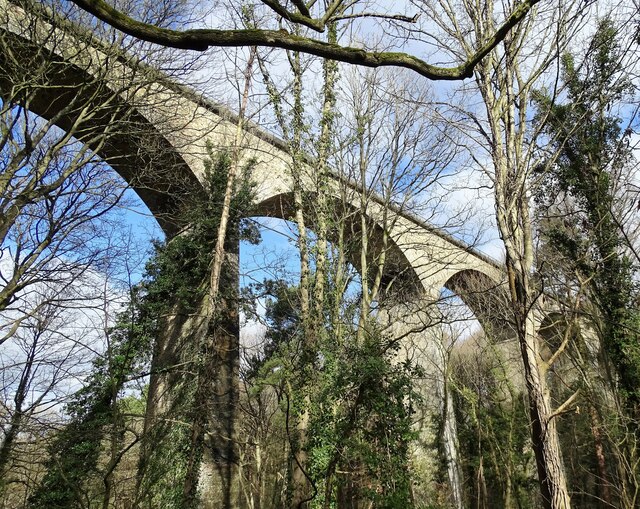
[291, 0, 311, 18]
[259, 0, 323, 32]
[68, 0, 541, 81]
[549, 389, 581, 421]
[329, 12, 420, 24]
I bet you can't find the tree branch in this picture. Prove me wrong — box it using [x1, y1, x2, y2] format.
[259, 0, 323, 32]
[330, 12, 420, 24]
[549, 389, 580, 421]
[68, 0, 541, 81]
[291, 0, 311, 18]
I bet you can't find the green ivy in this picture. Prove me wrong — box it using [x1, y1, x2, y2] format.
[28, 289, 153, 509]
[29, 147, 259, 509]
[245, 278, 421, 508]
[136, 147, 259, 508]
[533, 18, 640, 410]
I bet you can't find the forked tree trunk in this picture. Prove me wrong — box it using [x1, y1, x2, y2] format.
[475, 14, 573, 500]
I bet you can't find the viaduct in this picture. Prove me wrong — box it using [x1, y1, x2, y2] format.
[0, 1, 520, 506]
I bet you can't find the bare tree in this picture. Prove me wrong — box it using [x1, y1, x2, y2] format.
[408, 0, 596, 507]
[0, 294, 89, 497]
[243, 29, 472, 504]
[0, 0, 173, 344]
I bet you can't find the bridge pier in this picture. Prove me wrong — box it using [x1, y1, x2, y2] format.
[199, 248, 241, 509]
[378, 290, 464, 509]
[137, 244, 240, 509]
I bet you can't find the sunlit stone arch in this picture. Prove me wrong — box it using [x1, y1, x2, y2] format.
[0, 2, 525, 506]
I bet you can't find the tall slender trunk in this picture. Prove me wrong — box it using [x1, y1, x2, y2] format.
[476, 25, 572, 503]
[310, 23, 338, 335]
[441, 376, 464, 509]
[508, 257, 571, 509]
[289, 48, 313, 509]
[291, 23, 339, 508]
[588, 405, 611, 506]
[208, 47, 256, 305]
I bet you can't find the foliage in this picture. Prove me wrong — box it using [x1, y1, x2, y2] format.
[309, 334, 421, 508]
[531, 18, 640, 507]
[135, 147, 259, 508]
[533, 18, 640, 409]
[27, 289, 153, 508]
[144, 146, 259, 315]
[451, 340, 537, 509]
[244, 278, 421, 508]
[27, 147, 258, 509]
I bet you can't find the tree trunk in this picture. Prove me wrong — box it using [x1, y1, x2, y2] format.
[478, 25, 573, 503]
[511, 266, 571, 509]
[589, 405, 611, 506]
[205, 247, 241, 508]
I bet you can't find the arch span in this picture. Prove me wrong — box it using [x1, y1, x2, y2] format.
[0, 0, 507, 321]
[0, 3, 203, 234]
[255, 191, 425, 296]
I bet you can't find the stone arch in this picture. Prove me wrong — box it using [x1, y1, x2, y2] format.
[0, 0, 518, 363]
[0, 3, 203, 235]
[442, 268, 513, 342]
[254, 190, 425, 296]
[0, 0, 504, 294]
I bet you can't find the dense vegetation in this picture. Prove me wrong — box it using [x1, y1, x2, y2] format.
[1, 2, 639, 509]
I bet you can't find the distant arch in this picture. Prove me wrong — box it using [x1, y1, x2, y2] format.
[443, 269, 513, 342]
[255, 191, 425, 296]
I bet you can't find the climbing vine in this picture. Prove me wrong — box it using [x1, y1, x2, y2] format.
[244, 277, 422, 508]
[29, 146, 258, 509]
[136, 146, 258, 508]
[533, 19, 640, 410]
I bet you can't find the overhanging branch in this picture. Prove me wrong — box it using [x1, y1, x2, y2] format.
[69, 0, 540, 80]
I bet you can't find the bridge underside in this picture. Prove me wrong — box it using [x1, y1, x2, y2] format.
[0, 0, 509, 321]
[255, 192, 426, 297]
[0, 19, 202, 235]
[0, 4, 527, 508]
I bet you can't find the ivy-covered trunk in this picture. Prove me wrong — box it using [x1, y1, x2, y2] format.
[135, 149, 258, 509]
[203, 248, 241, 508]
[531, 19, 640, 506]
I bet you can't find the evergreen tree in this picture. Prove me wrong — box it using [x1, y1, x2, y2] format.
[533, 18, 640, 507]
[533, 18, 640, 412]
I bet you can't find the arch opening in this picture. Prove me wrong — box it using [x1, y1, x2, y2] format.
[239, 215, 365, 367]
[254, 191, 424, 301]
[0, 12, 203, 236]
[443, 268, 513, 343]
